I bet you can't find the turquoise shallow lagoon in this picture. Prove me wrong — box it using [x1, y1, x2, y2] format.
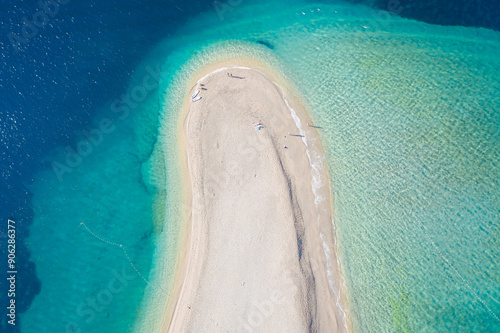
[21, 0, 499, 332]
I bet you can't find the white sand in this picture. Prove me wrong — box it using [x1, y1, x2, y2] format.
[168, 64, 348, 332]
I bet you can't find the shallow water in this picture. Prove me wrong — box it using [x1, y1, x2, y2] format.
[149, 2, 500, 331]
[6, 0, 499, 332]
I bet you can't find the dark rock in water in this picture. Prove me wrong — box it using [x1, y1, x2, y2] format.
[256, 40, 274, 49]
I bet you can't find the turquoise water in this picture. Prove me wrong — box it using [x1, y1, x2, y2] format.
[22, 0, 499, 332]
[21, 59, 167, 332]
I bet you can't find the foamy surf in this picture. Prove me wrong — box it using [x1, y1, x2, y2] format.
[275, 77, 350, 332]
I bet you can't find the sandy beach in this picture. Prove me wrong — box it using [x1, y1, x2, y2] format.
[168, 62, 348, 332]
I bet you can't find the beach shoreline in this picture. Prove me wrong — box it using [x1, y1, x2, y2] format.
[165, 58, 349, 332]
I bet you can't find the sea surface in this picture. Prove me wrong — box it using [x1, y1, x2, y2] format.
[1, 0, 499, 332]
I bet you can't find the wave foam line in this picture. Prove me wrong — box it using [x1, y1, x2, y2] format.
[192, 65, 349, 331]
[283, 94, 349, 332]
[269, 72, 350, 332]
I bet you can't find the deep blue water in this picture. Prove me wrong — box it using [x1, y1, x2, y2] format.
[1, 0, 498, 332]
[343, 0, 500, 31]
[0, 1, 214, 331]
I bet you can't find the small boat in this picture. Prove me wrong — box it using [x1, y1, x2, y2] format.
[192, 96, 202, 102]
[191, 90, 200, 99]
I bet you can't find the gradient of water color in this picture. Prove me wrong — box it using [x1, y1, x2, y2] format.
[13, 0, 500, 332]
